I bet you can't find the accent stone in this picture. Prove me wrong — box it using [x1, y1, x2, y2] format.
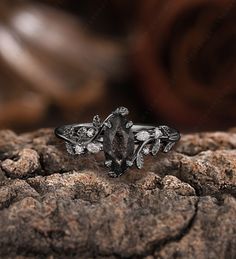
[75, 145, 85, 154]
[143, 146, 150, 155]
[103, 114, 134, 176]
[87, 128, 95, 137]
[87, 143, 102, 153]
[136, 131, 150, 141]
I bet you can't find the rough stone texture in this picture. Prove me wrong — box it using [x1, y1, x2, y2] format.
[0, 129, 235, 258]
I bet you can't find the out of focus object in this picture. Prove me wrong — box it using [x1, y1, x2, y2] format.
[33, 0, 138, 36]
[0, 0, 124, 129]
[133, 0, 236, 129]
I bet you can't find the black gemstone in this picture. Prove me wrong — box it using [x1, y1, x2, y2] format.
[103, 114, 134, 176]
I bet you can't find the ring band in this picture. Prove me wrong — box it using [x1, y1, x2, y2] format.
[55, 107, 180, 177]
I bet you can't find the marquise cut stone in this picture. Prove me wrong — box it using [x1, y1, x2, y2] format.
[103, 114, 134, 176]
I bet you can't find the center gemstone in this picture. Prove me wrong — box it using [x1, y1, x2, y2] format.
[103, 114, 134, 176]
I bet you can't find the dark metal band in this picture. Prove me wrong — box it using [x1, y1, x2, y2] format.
[55, 124, 180, 144]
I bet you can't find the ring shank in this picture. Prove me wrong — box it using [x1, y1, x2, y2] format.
[55, 123, 180, 143]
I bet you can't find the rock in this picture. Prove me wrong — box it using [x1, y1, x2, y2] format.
[2, 149, 40, 178]
[162, 175, 196, 196]
[0, 128, 235, 258]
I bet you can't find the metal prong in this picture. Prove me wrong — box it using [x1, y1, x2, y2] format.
[126, 121, 133, 129]
[65, 143, 76, 155]
[93, 115, 101, 128]
[105, 160, 112, 167]
[108, 171, 118, 178]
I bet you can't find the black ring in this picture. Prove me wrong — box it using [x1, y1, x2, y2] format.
[55, 107, 180, 177]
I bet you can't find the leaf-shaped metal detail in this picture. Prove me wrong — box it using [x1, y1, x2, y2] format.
[93, 115, 101, 128]
[164, 142, 175, 153]
[169, 132, 180, 141]
[136, 153, 144, 169]
[65, 142, 75, 155]
[151, 139, 161, 156]
[161, 125, 170, 136]
[72, 127, 87, 143]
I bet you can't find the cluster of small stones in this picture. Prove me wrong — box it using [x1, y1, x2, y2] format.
[66, 127, 103, 155]
[135, 128, 163, 142]
[135, 128, 163, 156]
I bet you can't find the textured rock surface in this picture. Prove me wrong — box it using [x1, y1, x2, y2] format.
[0, 129, 236, 258]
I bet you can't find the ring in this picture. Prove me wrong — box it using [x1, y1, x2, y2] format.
[55, 107, 180, 177]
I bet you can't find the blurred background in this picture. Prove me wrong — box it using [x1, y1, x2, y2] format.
[0, 0, 235, 133]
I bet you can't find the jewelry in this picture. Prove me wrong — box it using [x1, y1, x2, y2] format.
[55, 107, 180, 177]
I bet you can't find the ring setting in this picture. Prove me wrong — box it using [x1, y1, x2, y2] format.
[55, 107, 180, 177]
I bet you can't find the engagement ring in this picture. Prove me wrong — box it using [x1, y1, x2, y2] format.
[55, 107, 180, 177]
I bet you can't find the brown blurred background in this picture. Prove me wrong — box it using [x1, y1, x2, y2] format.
[0, 0, 235, 133]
